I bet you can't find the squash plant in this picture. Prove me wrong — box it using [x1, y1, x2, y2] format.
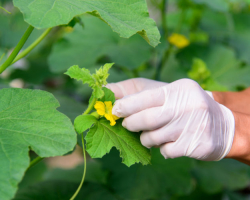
[1, 0, 250, 200]
[0, 1, 160, 199]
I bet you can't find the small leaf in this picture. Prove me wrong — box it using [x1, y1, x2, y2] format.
[65, 65, 95, 87]
[93, 63, 114, 86]
[74, 114, 98, 134]
[65, 64, 113, 99]
[188, 58, 211, 83]
[85, 118, 151, 167]
[100, 88, 116, 104]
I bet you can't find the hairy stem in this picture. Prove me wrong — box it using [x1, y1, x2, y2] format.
[70, 133, 87, 200]
[0, 25, 34, 74]
[12, 28, 52, 65]
[28, 156, 44, 170]
[84, 97, 97, 115]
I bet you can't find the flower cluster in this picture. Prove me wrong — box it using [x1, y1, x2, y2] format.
[94, 101, 119, 126]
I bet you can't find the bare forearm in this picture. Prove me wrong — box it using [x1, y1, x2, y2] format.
[225, 111, 250, 165]
[213, 88, 250, 114]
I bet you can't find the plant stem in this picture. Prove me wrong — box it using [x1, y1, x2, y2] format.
[12, 28, 52, 65]
[154, 45, 173, 80]
[0, 25, 34, 74]
[84, 97, 97, 115]
[28, 156, 44, 169]
[70, 133, 87, 200]
[161, 0, 168, 38]
[0, 6, 11, 14]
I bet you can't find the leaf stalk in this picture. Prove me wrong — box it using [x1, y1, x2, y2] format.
[70, 133, 87, 200]
[12, 28, 52, 65]
[28, 156, 44, 169]
[84, 98, 97, 115]
[0, 25, 34, 74]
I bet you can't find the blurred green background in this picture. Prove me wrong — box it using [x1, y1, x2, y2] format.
[1, 0, 250, 199]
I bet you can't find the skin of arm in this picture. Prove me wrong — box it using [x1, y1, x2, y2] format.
[213, 89, 250, 165]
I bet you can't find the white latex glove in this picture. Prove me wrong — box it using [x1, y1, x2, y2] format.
[107, 78, 235, 161]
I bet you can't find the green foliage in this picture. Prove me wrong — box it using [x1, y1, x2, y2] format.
[100, 87, 116, 104]
[86, 118, 151, 167]
[1, 0, 250, 199]
[0, 88, 76, 200]
[14, 181, 119, 200]
[13, 0, 160, 46]
[74, 114, 97, 133]
[188, 58, 210, 83]
[65, 63, 114, 98]
[194, 159, 249, 193]
[49, 16, 152, 73]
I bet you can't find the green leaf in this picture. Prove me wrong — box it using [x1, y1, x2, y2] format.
[13, 0, 160, 47]
[18, 157, 47, 189]
[191, 0, 229, 12]
[49, 16, 152, 73]
[188, 58, 211, 83]
[66, 63, 114, 99]
[65, 65, 95, 87]
[177, 45, 250, 91]
[93, 63, 113, 86]
[100, 87, 116, 104]
[0, 9, 43, 49]
[86, 118, 151, 167]
[0, 88, 76, 200]
[74, 114, 98, 134]
[53, 94, 87, 122]
[194, 159, 249, 194]
[100, 148, 194, 200]
[205, 45, 250, 90]
[14, 181, 120, 200]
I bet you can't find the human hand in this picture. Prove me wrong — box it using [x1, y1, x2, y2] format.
[106, 78, 168, 99]
[107, 78, 235, 161]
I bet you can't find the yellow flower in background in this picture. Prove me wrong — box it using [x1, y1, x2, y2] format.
[168, 33, 190, 49]
[94, 101, 119, 126]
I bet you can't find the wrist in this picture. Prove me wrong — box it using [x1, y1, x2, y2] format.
[225, 111, 250, 163]
[212, 91, 227, 105]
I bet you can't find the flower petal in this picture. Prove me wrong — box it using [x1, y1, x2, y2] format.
[105, 113, 116, 126]
[94, 101, 105, 116]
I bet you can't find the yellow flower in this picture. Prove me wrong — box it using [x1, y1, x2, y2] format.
[94, 101, 119, 126]
[168, 33, 190, 49]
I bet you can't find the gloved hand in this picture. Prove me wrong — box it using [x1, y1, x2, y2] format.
[107, 78, 235, 161]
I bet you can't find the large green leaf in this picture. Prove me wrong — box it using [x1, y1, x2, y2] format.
[100, 148, 194, 200]
[205, 45, 250, 90]
[53, 94, 87, 122]
[0, 8, 43, 49]
[177, 45, 250, 90]
[86, 118, 151, 167]
[13, 0, 160, 47]
[14, 181, 120, 200]
[229, 13, 250, 64]
[49, 16, 152, 73]
[193, 159, 249, 194]
[191, 0, 229, 12]
[0, 88, 76, 200]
